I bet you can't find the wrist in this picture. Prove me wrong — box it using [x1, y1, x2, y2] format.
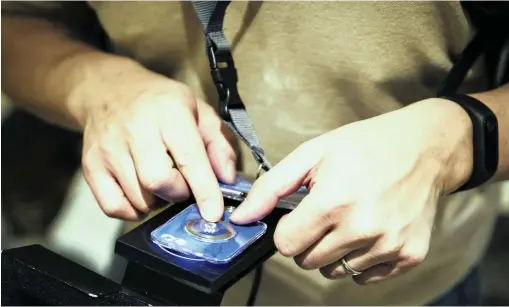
[434, 98, 474, 193]
[52, 51, 146, 130]
[407, 99, 474, 194]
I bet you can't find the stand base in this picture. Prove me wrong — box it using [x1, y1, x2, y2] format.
[1, 244, 154, 306]
[1, 200, 289, 306]
[116, 200, 289, 305]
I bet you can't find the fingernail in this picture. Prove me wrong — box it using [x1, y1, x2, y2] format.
[229, 201, 250, 224]
[225, 160, 236, 184]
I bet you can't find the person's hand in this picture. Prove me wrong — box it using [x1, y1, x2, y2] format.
[230, 98, 473, 284]
[80, 63, 236, 221]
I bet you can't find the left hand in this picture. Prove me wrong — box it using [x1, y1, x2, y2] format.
[230, 98, 473, 285]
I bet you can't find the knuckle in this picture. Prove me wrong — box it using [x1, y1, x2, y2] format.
[348, 215, 383, 242]
[177, 86, 195, 104]
[123, 121, 153, 144]
[98, 142, 118, 160]
[102, 202, 126, 218]
[319, 266, 341, 280]
[318, 207, 338, 227]
[81, 152, 95, 174]
[274, 234, 297, 257]
[379, 237, 405, 255]
[139, 171, 170, 193]
[350, 224, 380, 242]
[136, 204, 151, 214]
[167, 85, 195, 109]
[174, 150, 198, 172]
[331, 267, 346, 279]
[353, 276, 370, 286]
[123, 121, 141, 139]
[316, 202, 349, 227]
[295, 254, 318, 270]
[399, 246, 427, 268]
[320, 269, 334, 280]
[333, 265, 346, 276]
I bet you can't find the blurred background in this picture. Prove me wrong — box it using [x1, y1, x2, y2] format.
[1, 92, 509, 304]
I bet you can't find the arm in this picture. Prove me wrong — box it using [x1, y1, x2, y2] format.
[1, 11, 143, 131]
[2, 7, 235, 222]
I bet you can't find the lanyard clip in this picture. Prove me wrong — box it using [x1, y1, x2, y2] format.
[207, 46, 242, 122]
[251, 145, 271, 172]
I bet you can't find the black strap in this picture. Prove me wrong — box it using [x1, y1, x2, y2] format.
[191, 1, 272, 172]
[439, 94, 498, 192]
[191, 4, 268, 305]
[437, 32, 486, 96]
[192, 1, 508, 169]
[438, 2, 509, 96]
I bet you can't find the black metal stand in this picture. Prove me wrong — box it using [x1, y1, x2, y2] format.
[2, 199, 289, 306]
[1, 244, 152, 306]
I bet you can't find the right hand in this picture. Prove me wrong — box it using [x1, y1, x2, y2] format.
[80, 64, 236, 221]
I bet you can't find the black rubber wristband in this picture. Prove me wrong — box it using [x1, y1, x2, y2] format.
[440, 94, 498, 192]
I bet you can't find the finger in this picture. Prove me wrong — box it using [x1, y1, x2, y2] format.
[272, 190, 334, 257]
[82, 153, 143, 220]
[320, 232, 404, 277]
[106, 148, 155, 213]
[350, 234, 428, 285]
[318, 246, 396, 280]
[294, 230, 374, 271]
[128, 127, 190, 202]
[230, 141, 322, 224]
[352, 262, 406, 285]
[161, 101, 223, 222]
[197, 102, 236, 184]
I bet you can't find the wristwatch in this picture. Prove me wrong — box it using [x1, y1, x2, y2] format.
[440, 94, 499, 192]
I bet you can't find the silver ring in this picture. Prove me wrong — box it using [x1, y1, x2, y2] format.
[341, 258, 363, 276]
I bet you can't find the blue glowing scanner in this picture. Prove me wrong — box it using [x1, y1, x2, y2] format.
[151, 204, 267, 264]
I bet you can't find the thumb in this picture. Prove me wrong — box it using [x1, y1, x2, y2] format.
[197, 102, 237, 184]
[230, 142, 322, 224]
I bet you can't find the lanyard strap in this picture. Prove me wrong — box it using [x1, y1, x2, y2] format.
[191, 1, 272, 172]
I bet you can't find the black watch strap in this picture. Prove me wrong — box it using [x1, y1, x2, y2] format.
[440, 94, 499, 192]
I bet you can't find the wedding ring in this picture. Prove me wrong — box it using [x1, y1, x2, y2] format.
[341, 258, 363, 276]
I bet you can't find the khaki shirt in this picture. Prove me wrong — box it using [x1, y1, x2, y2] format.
[2, 1, 504, 305]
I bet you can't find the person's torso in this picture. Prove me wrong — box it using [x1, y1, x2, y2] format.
[87, 1, 500, 305]
[89, 1, 488, 173]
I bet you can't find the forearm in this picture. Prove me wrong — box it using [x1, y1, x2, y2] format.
[1, 15, 142, 131]
[470, 84, 509, 182]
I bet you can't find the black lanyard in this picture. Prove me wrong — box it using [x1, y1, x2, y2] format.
[191, 1, 272, 173]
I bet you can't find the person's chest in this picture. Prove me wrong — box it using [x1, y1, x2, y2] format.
[87, 1, 480, 170]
